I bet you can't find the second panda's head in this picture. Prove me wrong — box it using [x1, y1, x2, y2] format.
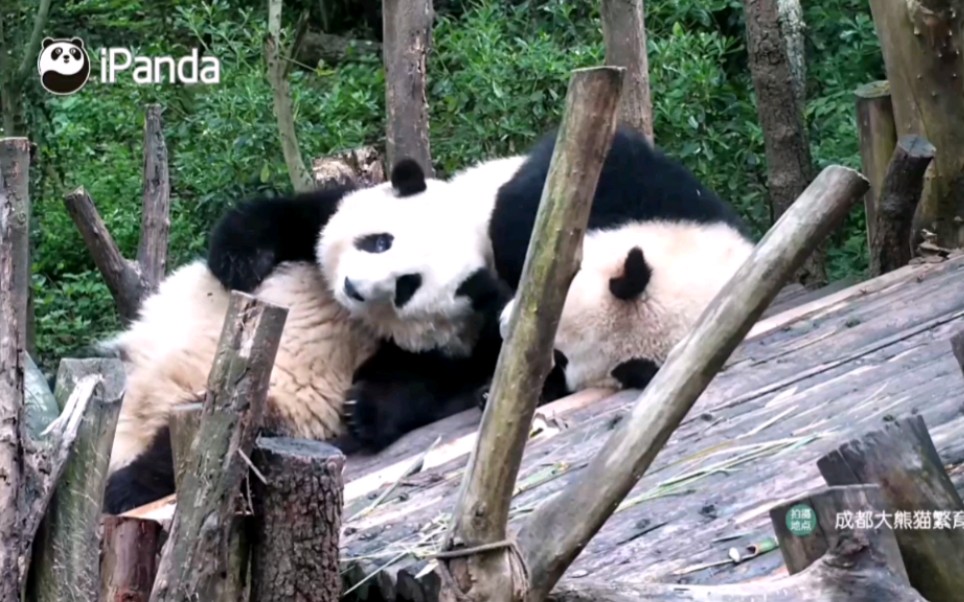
[317, 159, 494, 356]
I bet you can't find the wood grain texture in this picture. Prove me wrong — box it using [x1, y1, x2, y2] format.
[855, 80, 897, 249]
[100, 516, 162, 602]
[600, 0, 653, 140]
[137, 104, 171, 292]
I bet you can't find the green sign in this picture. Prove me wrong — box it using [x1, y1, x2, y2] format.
[786, 503, 816, 536]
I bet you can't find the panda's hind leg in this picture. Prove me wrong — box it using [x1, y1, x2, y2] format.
[103, 426, 175, 514]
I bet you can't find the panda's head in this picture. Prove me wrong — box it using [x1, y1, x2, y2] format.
[500, 220, 754, 393]
[37, 38, 91, 95]
[317, 159, 494, 355]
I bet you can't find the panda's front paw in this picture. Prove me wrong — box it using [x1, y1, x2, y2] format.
[499, 297, 517, 339]
[209, 245, 278, 293]
[342, 382, 402, 453]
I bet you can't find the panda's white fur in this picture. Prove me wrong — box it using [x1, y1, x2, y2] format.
[499, 220, 754, 391]
[105, 259, 380, 474]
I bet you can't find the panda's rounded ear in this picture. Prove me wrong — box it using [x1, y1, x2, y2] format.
[42, 37, 55, 49]
[390, 158, 427, 197]
[70, 37, 85, 48]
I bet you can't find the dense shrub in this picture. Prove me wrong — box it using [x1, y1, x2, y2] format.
[26, 0, 880, 371]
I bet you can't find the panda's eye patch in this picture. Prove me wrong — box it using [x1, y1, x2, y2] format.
[52, 48, 63, 60]
[70, 48, 81, 59]
[355, 233, 394, 253]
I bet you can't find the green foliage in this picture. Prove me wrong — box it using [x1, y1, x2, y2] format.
[30, 0, 880, 371]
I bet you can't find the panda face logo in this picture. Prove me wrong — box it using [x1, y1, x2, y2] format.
[37, 37, 91, 95]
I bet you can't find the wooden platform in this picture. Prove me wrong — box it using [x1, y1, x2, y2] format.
[339, 252, 964, 599]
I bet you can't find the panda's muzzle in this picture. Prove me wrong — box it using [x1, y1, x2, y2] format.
[343, 277, 365, 302]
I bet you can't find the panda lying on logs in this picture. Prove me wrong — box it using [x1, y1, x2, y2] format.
[205, 125, 755, 430]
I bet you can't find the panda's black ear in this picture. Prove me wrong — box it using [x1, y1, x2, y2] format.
[609, 246, 651, 300]
[42, 37, 54, 49]
[70, 38, 85, 48]
[390, 158, 427, 197]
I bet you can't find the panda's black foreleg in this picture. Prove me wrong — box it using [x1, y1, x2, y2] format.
[103, 426, 175, 515]
[476, 349, 572, 412]
[206, 186, 350, 292]
[611, 357, 660, 390]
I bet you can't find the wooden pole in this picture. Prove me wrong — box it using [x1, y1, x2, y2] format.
[440, 66, 625, 602]
[382, 0, 434, 175]
[100, 516, 162, 602]
[137, 104, 171, 293]
[769, 484, 907, 580]
[870, 135, 935, 275]
[150, 292, 287, 602]
[600, 0, 653, 141]
[249, 437, 345, 602]
[0, 136, 30, 600]
[817, 414, 964, 601]
[169, 402, 202, 492]
[27, 359, 124, 602]
[855, 80, 897, 249]
[519, 165, 869, 600]
[868, 0, 964, 248]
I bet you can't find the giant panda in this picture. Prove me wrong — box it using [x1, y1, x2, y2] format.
[205, 125, 754, 415]
[102, 173, 502, 514]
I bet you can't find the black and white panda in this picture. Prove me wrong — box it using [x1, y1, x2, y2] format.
[36, 37, 91, 95]
[103, 174, 502, 514]
[206, 125, 753, 414]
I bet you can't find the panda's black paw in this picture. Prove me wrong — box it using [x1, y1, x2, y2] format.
[208, 246, 278, 293]
[476, 386, 490, 411]
[341, 383, 404, 453]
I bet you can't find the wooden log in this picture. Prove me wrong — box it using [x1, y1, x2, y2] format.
[27, 359, 124, 602]
[870, 135, 935, 275]
[168, 402, 202, 492]
[100, 516, 163, 602]
[600, 0, 653, 141]
[769, 484, 907, 579]
[855, 80, 897, 248]
[149, 292, 287, 602]
[817, 414, 964, 602]
[546, 531, 926, 601]
[952, 329, 964, 378]
[742, 0, 824, 287]
[441, 66, 625, 602]
[266, 0, 314, 193]
[249, 437, 345, 602]
[382, 0, 434, 175]
[53, 357, 127, 411]
[868, 0, 964, 247]
[137, 104, 170, 293]
[312, 145, 385, 188]
[0, 136, 30, 600]
[519, 165, 869, 600]
[24, 351, 58, 438]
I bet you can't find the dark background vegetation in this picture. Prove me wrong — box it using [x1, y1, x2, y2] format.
[1, 0, 882, 371]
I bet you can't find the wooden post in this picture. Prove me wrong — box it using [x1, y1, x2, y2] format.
[870, 135, 935, 275]
[27, 360, 124, 602]
[600, 0, 653, 141]
[868, 0, 964, 248]
[100, 516, 163, 602]
[439, 66, 625, 602]
[817, 414, 964, 601]
[519, 165, 868, 600]
[382, 0, 434, 175]
[855, 80, 897, 248]
[0, 136, 30, 600]
[149, 292, 287, 602]
[769, 484, 907, 579]
[249, 437, 345, 602]
[742, 0, 824, 287]
[169, 402, 203, 492]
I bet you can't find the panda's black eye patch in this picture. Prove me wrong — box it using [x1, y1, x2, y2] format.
[355, 233, 393, 253]
[70, 48, 81, 59]
[394, 273, 422, 308]
[52, 48, 63, 59]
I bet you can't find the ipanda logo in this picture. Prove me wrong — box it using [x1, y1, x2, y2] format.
[38, 36, 221, 95]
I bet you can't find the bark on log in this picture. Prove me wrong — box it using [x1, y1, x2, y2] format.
[311, 145, 385, 188]
[382, 0, 434, 175]
[249, 437, 345, 602]
[441, 66, 625, 602]
[266, 0, 314, 193]
[0, 136, 30, 601]
[168, 402, 202, 492]
[149, 292, 287, 602]
[951, 329, 964, 378]
[547, 533, 925, 601]
[769, 484, 907, 580]
[24, 352, 58, 437]
[868, 0, 964, 248]
[100, 516, 163, 602]
[855, 81, 897, 249]
[519, 165, 868, 600]
[600, 0, 653, 141]
[27, 359, 124, 602]
[870, 135, 935, 275]
[743, 0, 824, 287]
[137, 104, 170, 293]
[817, 414, 964, 602]
[53, 357, 127, 412]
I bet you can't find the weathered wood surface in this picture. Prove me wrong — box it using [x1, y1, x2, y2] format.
[339, 251, 964, 598]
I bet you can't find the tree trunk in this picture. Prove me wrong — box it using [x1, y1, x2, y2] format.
[600, 0, 654, 141]
[867, 0, 964, 248]
[855, 81, 897, 251]
[100, 516, 163, 602]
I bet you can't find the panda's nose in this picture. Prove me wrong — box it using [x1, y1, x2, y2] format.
[344, 277, 364, 302]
